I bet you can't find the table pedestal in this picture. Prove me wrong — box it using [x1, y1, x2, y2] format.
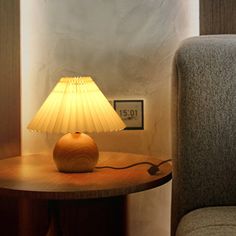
[19, 196, 127, 236]
[19, 199, 50, 236]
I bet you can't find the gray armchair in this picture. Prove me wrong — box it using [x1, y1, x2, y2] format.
[171, 36, 236, 236]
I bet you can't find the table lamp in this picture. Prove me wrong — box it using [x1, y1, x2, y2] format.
[27, 76, 126, 173]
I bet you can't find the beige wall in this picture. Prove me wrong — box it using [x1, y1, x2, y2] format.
[21, 0, 199, 235]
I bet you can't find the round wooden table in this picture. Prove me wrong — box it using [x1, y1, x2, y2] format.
[0, 152, 172, 236]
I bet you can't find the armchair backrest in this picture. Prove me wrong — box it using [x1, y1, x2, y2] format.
[171, 36, 236, 235]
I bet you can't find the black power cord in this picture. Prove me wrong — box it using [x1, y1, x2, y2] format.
[95, 159, 172, 175]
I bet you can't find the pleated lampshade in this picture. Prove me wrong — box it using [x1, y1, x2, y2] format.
[27, 77, 126, 134]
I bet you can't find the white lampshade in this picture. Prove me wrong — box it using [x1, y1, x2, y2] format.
[27, 77, 126, 134]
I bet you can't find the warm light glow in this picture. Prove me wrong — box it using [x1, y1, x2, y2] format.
[27, 77, 126, 134]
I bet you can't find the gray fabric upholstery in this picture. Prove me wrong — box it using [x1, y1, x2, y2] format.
[176, 206, 236, 236]
[171, 35, 236, 235]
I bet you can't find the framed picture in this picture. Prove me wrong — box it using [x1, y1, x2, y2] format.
[114, 100, 144, 130]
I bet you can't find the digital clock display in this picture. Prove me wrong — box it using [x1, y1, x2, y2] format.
[114, 100, 144, 130]
[119, 109, 138, 120]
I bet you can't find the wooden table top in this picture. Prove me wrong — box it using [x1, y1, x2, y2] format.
[0, 152, 172, 200]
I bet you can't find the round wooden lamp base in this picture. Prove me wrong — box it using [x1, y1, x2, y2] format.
[53, 133, 99, 173]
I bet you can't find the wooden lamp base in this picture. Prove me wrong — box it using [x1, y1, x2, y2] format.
[53, 133, 99, 173]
